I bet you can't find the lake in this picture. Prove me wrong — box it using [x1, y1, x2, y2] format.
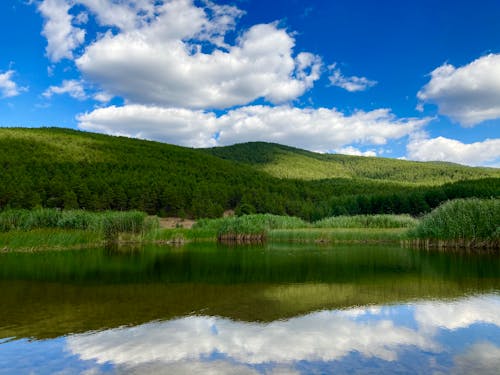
[1, 243, 499, 374]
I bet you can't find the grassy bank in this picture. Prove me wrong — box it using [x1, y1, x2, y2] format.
[269, 228, 407, 243]
[193, 213, 413, 243]
[0, 209, 159, 251]
[0, 229, 101, 252]
[2, 200, 498, 251]
[406, 198, 499, 250]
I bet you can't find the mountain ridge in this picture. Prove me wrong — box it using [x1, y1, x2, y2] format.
[0, 127, 498, 219]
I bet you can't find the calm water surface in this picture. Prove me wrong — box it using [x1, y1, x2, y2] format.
[0, 243, 499, 374]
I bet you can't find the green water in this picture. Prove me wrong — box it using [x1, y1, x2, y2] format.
[1, 243, 499, 341]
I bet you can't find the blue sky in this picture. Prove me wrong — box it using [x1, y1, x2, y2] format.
[1, 0, 499, 165]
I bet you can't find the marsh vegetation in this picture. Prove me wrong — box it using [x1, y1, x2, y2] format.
[0, 199, 498, 251]
[407, 198, 499, 249]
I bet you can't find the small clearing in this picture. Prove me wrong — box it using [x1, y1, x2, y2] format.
[158, 217, 196, 229]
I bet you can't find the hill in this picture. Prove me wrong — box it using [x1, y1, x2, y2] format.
[0, 127, 498, 220]
[205, 142, 500, 185]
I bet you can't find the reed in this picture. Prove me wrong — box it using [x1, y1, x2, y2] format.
[193, 213, 413, 243]
[269, 228, 406, 243]
[194, 214, 308, 241]
[313, 214, 418, 229]
[0, 229, 100, 251]
[406, 198, 499, 249]
[0, 209, 157, 246]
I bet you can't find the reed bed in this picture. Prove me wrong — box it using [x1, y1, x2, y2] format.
[269, 228, 406, 243]
[194, 214, 308, 241]
[0, 229, 100, 251]
[313, 214, 418, 229]
[0, 209, 156, 244]
[193, 213, 414, 243]
[406, 198, 499, 249]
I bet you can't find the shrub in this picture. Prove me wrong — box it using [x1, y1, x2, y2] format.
[408, 198, 499, 241]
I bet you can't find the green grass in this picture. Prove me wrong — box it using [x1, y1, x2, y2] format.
[407, 198, 500, 248]
[193, 213, 414, 243]
[0, 209, 159, 250]
[0, 229, 100, 251]
[313, 214, 418, 229]
[0, 208, 150, 232]
[269, 228, 407, 243]
[194, 214, 309, 240]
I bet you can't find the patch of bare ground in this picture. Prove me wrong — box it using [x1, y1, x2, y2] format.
[157, 217, 196, 229]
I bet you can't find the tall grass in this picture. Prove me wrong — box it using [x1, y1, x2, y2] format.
[0, 209, 154, 242]
[0, 229, 99, 251]
[193, 213, 413, 243]
[313, 214, 418, 229]
[269, 228, 407, 243]
[194, 214, 308, 241]
[407, 198, 499, 249]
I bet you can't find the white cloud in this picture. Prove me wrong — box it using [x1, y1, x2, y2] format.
[113, 360, 261, 375]
[74, 11, 89, 25]
[0, 70, 27, 98]
[43, 79, 87, 100]
[335, 146, 377, 157]
[77, 104, 428, 151]
[328, 63, 377, 92]
[417, 53, 500, 126]
[77, 104, 218, 147]
[407, 133, 500, 166]
[38, 0, 86, 62]
[67, 310, 435, 366]
[75, 0, 160, 31]
[452, 342, 500, 375]
[73, 0, 321, 109]
[414, 294, 500, 333]
[92, 91, 113, 103]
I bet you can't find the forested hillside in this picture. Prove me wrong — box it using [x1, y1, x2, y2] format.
[205, 142, 500, 184]
[0, 128, 498, 220]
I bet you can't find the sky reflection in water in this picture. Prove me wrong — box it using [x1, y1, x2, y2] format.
[1, 294, 500, 375]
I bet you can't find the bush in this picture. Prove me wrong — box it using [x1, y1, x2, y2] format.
[408, 198, 500, 241]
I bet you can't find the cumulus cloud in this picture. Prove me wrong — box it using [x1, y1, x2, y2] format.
[67, 310, 434, 366]
[407, 133, 500, 166]
[76, 20, 321, 108]
[77, 104, 428, 151]
[335, 146, 377, 157]
[77, 104, 219, 147]
[452, 342, 500, 375]
[414, 294, 500, 333]
[92, 91, 113, 103]
[37, 1, 321, 109]
[43, 79, 87, 100]
[417, 54, 500, 126]
[328, 63, 377, 92]
[38, 0, 86, 62]
[0, 70, 27, 98]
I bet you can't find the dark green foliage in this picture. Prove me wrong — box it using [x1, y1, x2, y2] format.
[1, 128, 499, 219]
[408, 198, 500, 243]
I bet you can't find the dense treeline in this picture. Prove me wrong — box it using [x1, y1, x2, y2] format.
[1, 128, 499, 220]
[206, 142, 500, 184]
